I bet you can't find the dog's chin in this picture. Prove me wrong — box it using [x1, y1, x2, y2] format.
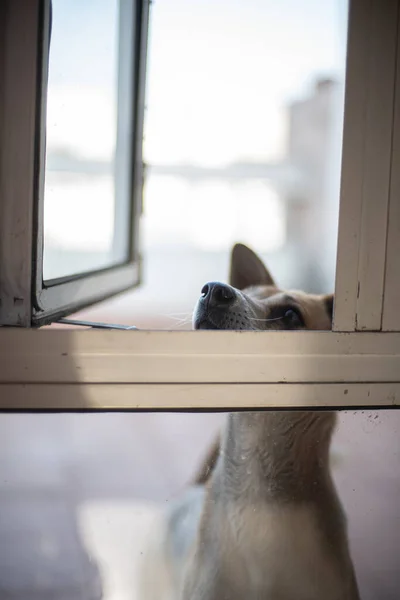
[193, 307, 221, 330]
[194, 319, 220, 330]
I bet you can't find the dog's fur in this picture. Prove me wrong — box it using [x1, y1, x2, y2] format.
[139, 244, 359, 600]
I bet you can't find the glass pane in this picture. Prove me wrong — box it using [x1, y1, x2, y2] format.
[71, 0, 348, 329]
[43, 0, 133, 282]
[0, 410, 398, 599]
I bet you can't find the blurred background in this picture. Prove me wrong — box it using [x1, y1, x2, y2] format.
[1, 1, 399, 600]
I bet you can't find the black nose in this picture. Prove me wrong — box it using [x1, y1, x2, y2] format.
[200, 282, 236, 307]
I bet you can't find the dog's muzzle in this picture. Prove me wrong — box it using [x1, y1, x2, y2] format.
[193, 282, 239, 330]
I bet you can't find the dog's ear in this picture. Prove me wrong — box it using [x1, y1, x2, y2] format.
[322, 294, 334, 322]
[229, 243, 275, 290]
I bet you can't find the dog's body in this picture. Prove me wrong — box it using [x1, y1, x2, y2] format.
[139, 244, 360, 600]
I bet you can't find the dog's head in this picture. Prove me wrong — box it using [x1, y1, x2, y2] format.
[193, 243, 333, 331]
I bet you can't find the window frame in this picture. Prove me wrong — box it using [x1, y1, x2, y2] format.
[333, 0, 400, 333]
[0, 329, 399, 410]
[0, 0, 149, 327]
[1, 0, 400, 412]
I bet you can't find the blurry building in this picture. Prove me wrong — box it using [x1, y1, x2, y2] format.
[283, 77, 343, 293]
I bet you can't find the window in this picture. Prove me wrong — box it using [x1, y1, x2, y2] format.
[0, 1, 399, 403]
[0, 0, 148, 327]
[0, 2, 399, 599]
[44, 0, 134, 280]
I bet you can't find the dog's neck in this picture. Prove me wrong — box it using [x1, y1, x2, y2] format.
[218, 411, 337, 503]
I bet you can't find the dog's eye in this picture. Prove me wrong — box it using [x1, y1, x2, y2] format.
[284, 308, 304, 327]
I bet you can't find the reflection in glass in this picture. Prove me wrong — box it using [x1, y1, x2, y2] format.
[43, 0, 131, 281]
[0, 411, 398, 599]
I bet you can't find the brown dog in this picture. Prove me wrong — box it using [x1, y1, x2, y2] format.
[139, 243, 359, 600]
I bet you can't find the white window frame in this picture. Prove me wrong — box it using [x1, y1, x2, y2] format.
[0, 0, 149, 327]
[1, 0, 400, 411]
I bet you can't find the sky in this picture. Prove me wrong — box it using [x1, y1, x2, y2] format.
[46, 0, 348, 167]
